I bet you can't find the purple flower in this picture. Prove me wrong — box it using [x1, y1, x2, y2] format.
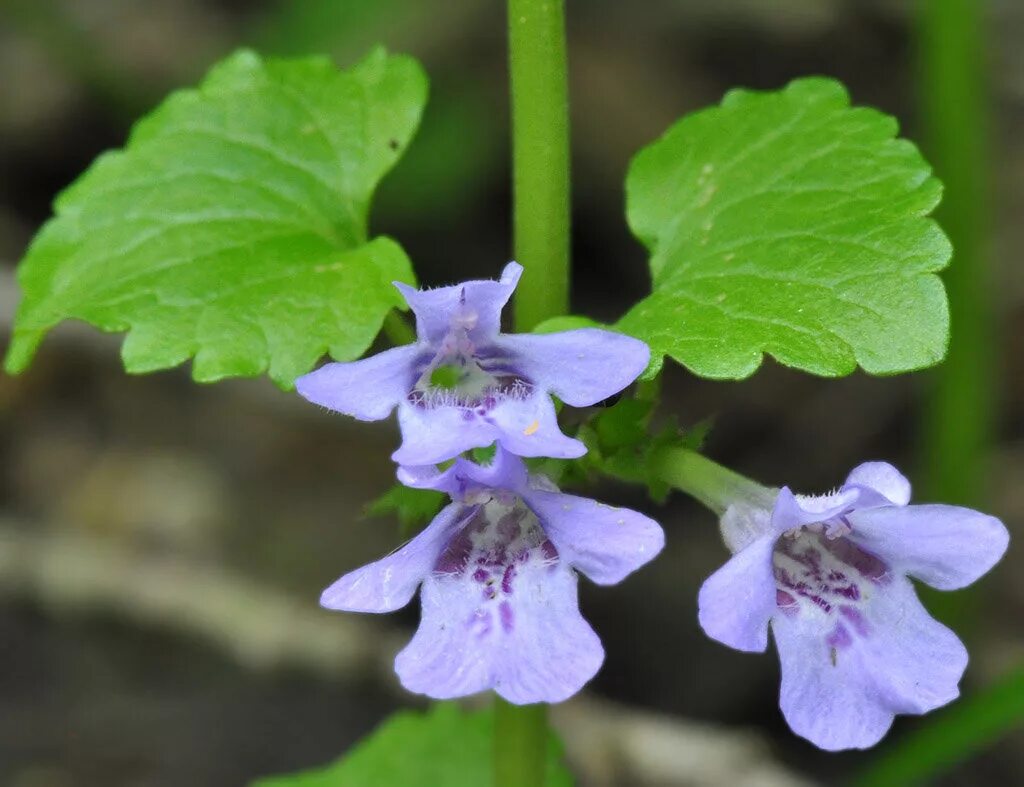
[295, 263, 650, 465]
[320, 447, 664, 704]
[698, 462, 1008, 750]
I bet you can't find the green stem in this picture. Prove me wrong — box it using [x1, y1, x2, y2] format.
[494, 0, 570, 783]
[652, 446, 775, 517]
[508, 0, 571, 331]
[918, 0, 993, 508]
[494, 699, 548, 787]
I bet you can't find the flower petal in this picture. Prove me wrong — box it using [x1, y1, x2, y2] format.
[488, 391, 586, 459]
[773, 611, 895, 751]
[774, 575, 966, 751]
[771, 486, 859, 533]
[392, 401, 499, 466]
[398, 445, 529, 500]
[394, 570, 495, 700]
[395, 562, 603, 703]
[496, 329, 650, 407]
[394, 262, 522, 344]
[860, 576, 967, 715]
[523, 489, 664, 585]
[320, 503, 468, 613]
[492, 563, 605, 704]
[295, 344, 421, 420]
[843, 462, 912, 507]
[393, 392, 582, 466]
[847, 504, 1008, 590]
[698, 534, 777, 653]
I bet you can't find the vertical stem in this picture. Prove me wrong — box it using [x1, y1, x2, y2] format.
[918, 0, 993, 508]
[496, 0, 570, 784]
[494, 699, 548, 787]
[509, 0, 571, 331]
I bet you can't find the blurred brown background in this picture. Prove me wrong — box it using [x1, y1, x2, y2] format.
[1, 1, 1022, 785]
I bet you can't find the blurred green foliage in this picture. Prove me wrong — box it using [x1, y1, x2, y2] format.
[251, 703, 573, 787]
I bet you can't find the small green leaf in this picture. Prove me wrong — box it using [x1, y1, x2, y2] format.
[471, 444, 498, 465]
[593, 398, 653, 451]
[619, 77, 950, 379]
[5, 48, 427, 388]
[365, 484, 446, 536]
[251, 704, 574, 787]
[429, 363, 463, 390]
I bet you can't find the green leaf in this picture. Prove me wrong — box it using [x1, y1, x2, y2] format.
[532, 315, 604, 334]
[619, 77, 950, 379]
[855, 666, 1024, 787]
[365, 484, 446, 537]
[251, 704, 574, 787]
[4, 48, 427, 388]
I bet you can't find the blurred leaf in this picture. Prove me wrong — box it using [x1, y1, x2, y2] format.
[366, 484, 446, 536]
[377, 80, 502, 224]
[256, 0, 414, 57]
[855, 666, 1024, 787]
[5, 48, 427, 388]
[619, 77, 950, 380]
[251, 703, 574, 787]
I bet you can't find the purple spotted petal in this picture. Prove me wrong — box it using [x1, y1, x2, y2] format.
[522, 489, 664, 585]
[847, 504, 1009, 590]
[771, 486, 859, 533]
[843, 462, 912, 507]
[394, 262, 522, 344]
[320, 503, 470, 613]
[698, 534, 776, 652]
[395, 560, 604, 704]
[393, 570, 496, 700]
[774, 575, 966, 751]
[295, 344, 421, 421]
[496, 329, 650, 407]
[774, 609, 896, 750]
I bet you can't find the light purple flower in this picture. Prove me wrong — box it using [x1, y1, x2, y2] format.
[698, 462, 1008, 750]
[320, 447, 664, 704]
[295, 263, 650, 465]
